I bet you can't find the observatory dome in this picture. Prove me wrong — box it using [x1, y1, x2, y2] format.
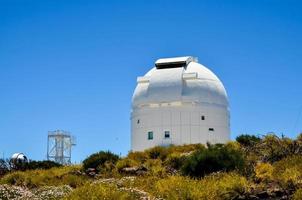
[132, 58, 228, 108]
[131, 56, 230, 151]
[11, 153, 28, 163]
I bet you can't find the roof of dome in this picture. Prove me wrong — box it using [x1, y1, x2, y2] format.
[11, 153, 27, 161]
[132, 56, 228, 108]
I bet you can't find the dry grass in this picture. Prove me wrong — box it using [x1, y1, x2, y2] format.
[1, 141, 302, 199]
[153, 173, 249, 200]
[64, 183, 136, 200]
[272, 155, 302, 187]
[0, 165, 88, 188]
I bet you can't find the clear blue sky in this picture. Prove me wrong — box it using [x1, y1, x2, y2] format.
[0, 0, 301, 162]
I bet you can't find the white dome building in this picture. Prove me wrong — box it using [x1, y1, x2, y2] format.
[10, 153, 28, 165]
[131, 56, 230, 151]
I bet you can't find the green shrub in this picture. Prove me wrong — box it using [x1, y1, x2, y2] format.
[1, 159, 61, 174]
[26, 160, 61, 170]
[181, 144, 245, 178]
[146, 146, 169, 160]
[64, 183, 136, 200]
[236, 134, 260, 147]
[164, 153, 186, 170]
[82, 151, 119, 172]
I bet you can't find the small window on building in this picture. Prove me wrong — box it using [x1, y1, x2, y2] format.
[137, 119, 140, 124]
[164, 131, 170, 139]
[201, 116, 205, 120]
[209, 128, 214, 131]
[148, 131, 153, 140]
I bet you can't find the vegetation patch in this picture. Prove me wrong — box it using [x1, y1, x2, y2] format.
[154, 173, 249, 200]
[82, 151, 119, 173]
[0, 165, 87, 188]
[181, 143, 245, 177]
[64, 183, 136, 200]
[1, 134, 302, 199]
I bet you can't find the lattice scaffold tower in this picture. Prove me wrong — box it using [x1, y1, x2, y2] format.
[47, 130, 76, 165]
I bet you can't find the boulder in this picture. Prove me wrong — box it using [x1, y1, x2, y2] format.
[120, 166, 147, 175]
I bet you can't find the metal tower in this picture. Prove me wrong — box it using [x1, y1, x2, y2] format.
[47, 130, 76, 165]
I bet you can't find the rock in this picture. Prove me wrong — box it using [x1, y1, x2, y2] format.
[256, 191, 270, 199]
[281, 195, 289, 200]
[165, 166, 178, 175]
[235, 195, 246, 199]
[88, 172, 96, 177]
[86, 168, 97, 177]
[121, 167, 139, 174]
[248, 194, 259, 199]
[273, 188, 284, 197]
[136, 170, 146, 176]
[121, 166, 147, 176]
[136, 166, 148, 176]
[70, 170, 85, 176]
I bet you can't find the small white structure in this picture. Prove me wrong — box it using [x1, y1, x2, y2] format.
[10, 153, 28, 166]
[131, 56, 230, 151]
[47, 130, 76, 165]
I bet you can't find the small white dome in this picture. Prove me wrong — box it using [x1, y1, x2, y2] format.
[132, 58, 228, 108]
[11, 153, 28, 163]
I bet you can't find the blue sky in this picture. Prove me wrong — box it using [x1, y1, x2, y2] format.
[0, 0, 301, 162]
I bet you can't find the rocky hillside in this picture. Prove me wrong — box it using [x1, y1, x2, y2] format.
[1, 133, 302, 199]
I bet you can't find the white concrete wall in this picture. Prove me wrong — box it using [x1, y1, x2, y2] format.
[131, 103, 230, 151]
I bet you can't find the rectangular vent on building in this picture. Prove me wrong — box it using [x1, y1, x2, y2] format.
[156, 62, 185, 69]
[209, 128, 214, 131]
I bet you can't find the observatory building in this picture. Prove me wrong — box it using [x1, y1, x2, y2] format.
[131, 56, 230, 151]
[10, 153, 28, 168]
